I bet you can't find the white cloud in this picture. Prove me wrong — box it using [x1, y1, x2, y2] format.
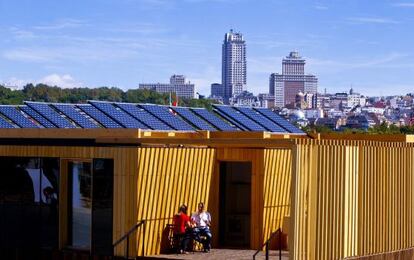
[393, 2, 414, 8]
[33, 19, 86, 30]
[2, 74, 82, 89]
[39, 74, 82, 88]
[346, 17, 400, 24]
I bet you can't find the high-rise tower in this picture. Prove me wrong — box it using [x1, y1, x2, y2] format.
[222, 30, 246, 103]
[270, 51, 318, 108]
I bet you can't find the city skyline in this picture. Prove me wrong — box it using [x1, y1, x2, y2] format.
[0, 0, 414, 96]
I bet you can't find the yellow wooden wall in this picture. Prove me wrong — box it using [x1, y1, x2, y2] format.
[262, 149, 292, 241]
[291, 140, 414, 260]
[0, 145, 139, 257]
[135, 148, 215, 255]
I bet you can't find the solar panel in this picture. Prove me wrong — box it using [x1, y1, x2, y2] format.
[171, 107, 217, 131]
[191, 108, 236, 131]
[53, 104, 99, 129]
[89, 101, 148, 129]
[77, 104, 123, 128]
[0, 114, 16, 128]
[235, 107, 287, 133]
[20, 106, 56, 128]
[26, 102, 75, 128]
[115, 103, 172, 131]
[214, 105, 267, 131]
[0, 106, 39, 128]
[139, 104, 194, 131]
[254, 108, 304, 134]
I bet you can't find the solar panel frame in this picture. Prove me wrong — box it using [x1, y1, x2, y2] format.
[190, 108, 236, 131]
[171, 107, 217, 131]
[77, 104, 123, 128]
[0, 114, 16, 128]
[254, 108, 304, 134]
[0, 106, 39, 128]
[20, 105, 56, 128]
[53, 104, 100, 129]
[89, 101, 148, 129]
[235, 106, 287, 133]
[26, 102, 76, 128]
[139, 104, 194, 131]
[115, 102, 173, 131]
[213, 105, 267, 131]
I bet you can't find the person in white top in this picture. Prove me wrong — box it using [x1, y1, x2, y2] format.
[191, 202, 212, 252]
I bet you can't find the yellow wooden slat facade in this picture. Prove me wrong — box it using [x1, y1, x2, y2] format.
[291, 139, 414, 260]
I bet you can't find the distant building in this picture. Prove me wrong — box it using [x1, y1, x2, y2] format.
[222, 30, 247, 103]
[257, 93, 275, 108]
[229, 91, 260, 107]
[139, 75, 195, 99]
[210, 83, 224, 99]
[269, 51, 318, 108]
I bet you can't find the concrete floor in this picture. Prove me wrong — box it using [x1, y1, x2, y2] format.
[147, 249, 289, 260]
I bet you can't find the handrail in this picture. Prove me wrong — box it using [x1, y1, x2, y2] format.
[252, 227, 282, 260]
[113, 220, 146, 259]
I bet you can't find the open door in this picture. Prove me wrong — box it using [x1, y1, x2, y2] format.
[219, 161, 252, 248]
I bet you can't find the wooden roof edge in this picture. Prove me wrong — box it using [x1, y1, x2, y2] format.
[305, 132, 414, 143]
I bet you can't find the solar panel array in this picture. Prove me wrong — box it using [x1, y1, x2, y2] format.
[77, 104, 123, 128]
[235, 107, 286, 133]
[139, 104, 194, 131]
[191, 108, 236, 131]
[0, 101, 303, 134]
[89, 101, 148, 129]
[214, 105, 267, 131]
[20, 106, 56, 128]
[255, 108, 304, 134]
[0, 106, 39, 128]
[26, 102, 75, 128]
[116, 103, 172, 131]
[53, 104, 99, 129]
[171, 107, 216, 131]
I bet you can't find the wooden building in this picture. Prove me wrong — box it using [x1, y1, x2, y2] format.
[1, 101, 414, 259]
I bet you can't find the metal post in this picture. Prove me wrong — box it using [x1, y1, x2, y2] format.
[126, 236, 129, 259]
[265, 241, 269, 260]
[142, 221, 146, 257]
[279, 230, 282, 260]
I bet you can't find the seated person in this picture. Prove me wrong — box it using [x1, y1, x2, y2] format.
[172, 204, 191, 254]
[191, 202, 212, 252]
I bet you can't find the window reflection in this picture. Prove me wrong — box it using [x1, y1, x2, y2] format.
[69, 162, 92, 249]
[0, 157, 59, 249]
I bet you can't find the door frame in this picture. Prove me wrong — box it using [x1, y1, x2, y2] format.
[59, 158, 93, 251]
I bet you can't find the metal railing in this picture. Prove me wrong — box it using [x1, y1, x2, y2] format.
[112, 220, 146, 259]
[252, 228, 283, 260]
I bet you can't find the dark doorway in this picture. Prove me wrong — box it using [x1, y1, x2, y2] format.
[219, 161, 252, 248]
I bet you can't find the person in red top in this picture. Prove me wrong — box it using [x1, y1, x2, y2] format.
[173, 204, 191, 253]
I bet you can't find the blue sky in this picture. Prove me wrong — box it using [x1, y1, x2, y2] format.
[0, 0, 414, 96]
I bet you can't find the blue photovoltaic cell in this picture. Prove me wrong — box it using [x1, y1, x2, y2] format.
[191, 108, 236, 131]
[53, 104, 99, 129]
[0, 106, 39, 128]
[116, 103, 172, 131]
[20, 106, 56, 128]
[0, 114, 15, 128]
[235, 107, 287, 133]
[77, 104, 122, 128]
[171, 107, 216, 131]
[26, 102, 75, 128]
[89, 101, 148, 129]
[214, 105, 267, 131]
[254, 108, 304, 134]
[139, 104, 194, 131]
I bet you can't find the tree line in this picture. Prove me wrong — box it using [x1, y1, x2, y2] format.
[0, 84, 217, 109]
